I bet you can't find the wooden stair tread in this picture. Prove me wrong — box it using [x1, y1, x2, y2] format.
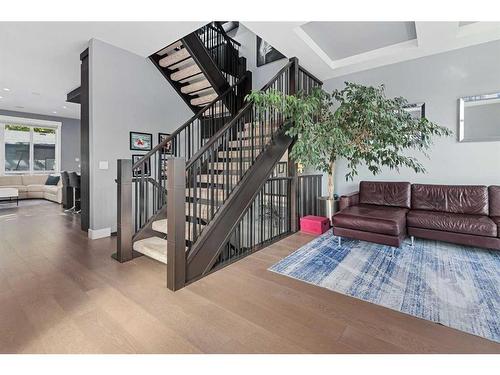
[191, 87, 216, 98]
[168, 57, 194, 72]
[171, 65, 202, 81]
[159, 48, 190, 68]
[156, 40, 182, 56]
[133, 237, 168, 264]
[152, 219, 205, 239]
[181, 79, 212, 94]
[191, 93, 218, 106]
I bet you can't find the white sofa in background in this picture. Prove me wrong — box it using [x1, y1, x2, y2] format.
[0, 175, 62, 204]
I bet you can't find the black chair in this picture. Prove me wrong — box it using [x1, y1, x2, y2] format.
[61, 171, 73, 210]
[68, 172, 81, 214]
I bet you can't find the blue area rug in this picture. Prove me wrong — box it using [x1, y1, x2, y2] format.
[269, 231, 500, 343]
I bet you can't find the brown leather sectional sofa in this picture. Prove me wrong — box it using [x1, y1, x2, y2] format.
[332, 181, 500, 250]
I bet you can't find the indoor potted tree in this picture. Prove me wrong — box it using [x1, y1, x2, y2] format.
[247, 82, 452, 218]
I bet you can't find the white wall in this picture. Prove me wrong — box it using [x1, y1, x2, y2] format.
[89, 38, 192, 234]
[322, 39, 500, 196]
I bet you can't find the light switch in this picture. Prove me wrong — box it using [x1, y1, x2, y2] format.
[99, 161, 109, 170]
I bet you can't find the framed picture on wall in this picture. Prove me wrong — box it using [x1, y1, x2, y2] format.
[160, 156, 168, 178]
[256, 36, 286, 67]
[272, 161, 288, 177]
[132, 154, 151, 177]
[130, 131, 152, 151]
[158, 132, 173, 155]
[404, 103, 426, 120]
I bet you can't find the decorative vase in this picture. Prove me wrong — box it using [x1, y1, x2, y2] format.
[318, 196, 338, 222]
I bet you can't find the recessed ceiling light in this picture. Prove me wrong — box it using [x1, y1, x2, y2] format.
[52, 111, 58, 114]
[62, 105, 67, 109]
[3, 88, 10, 91]
[0, 96, 3, 99]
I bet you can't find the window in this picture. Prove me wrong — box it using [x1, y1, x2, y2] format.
[0, 116, 61, 175]
[5, 125, 30, 172]
[33, 127, 56, 171]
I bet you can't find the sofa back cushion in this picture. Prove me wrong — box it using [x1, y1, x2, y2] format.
[359, 181, 411, 208]
[45, 175, 60, 186]
[411, 184, 489, 215]
[0, 175, 23, 186]
[22, 175, 48, 186]
[489, 186, 500, 217]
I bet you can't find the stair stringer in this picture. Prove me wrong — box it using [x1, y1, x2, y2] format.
[182, 33, 230, 98]
[185, 131, 293, 283]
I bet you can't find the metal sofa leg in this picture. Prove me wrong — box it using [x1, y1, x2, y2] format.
[337, 237, 341, 246]
[410, 236, 415, 247]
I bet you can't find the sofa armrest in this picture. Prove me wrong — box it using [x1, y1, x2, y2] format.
[339, 191, 359, 211]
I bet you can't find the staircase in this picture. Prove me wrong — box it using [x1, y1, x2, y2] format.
[150, 22, 245, 113]
[114, 22, 323, 291]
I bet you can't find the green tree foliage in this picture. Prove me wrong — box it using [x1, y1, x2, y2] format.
[247, 83, 452, 199]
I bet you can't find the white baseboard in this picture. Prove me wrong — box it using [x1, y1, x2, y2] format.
[88, 227, 111, 240]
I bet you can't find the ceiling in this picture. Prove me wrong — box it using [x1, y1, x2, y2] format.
[301, 22, 417, 60]
[241, 21, 500, 81]
[0, 22, 204, 119]
[2, 21, 500, 120]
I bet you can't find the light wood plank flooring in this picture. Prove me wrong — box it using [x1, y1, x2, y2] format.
[0, 200, 498, 353]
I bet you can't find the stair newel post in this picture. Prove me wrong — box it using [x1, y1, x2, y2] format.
[288, 58, 300, 232]
[114, 159, 134, 262]
[166, 157, 186, 291]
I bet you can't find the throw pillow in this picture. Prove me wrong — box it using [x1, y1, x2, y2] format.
[45, 175, 60, 185]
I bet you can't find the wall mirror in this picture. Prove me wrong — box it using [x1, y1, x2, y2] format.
[459, 92, 500, 142]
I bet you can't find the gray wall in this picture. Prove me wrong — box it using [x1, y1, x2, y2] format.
[88, 38, 192, 233]
[0, 109, 80, 172]
[323, 39, 500, 196]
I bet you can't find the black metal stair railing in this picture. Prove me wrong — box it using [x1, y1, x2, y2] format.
[211, 173, 323, 271]
[184, 60, 293, 251]
[196, 22, 242, 85]
[130, 74, 249, 236]
[212, 176, 291, 269]
[298, 65, 323, 93]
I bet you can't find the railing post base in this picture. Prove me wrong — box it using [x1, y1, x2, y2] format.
[167, 157, 186, 291]
[114, 159, 134, 262]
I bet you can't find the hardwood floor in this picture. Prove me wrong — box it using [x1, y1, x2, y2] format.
[0, 200, 499, 353]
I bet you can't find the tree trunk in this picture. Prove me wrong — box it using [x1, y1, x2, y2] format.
[328, 160, 335, 200]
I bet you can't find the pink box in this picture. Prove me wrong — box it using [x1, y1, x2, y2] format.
[300, 215, 330, 235]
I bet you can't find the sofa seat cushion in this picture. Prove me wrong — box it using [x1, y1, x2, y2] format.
[27, 184, 46, 192]
[333, 204, 408, 236]
[44, 185, 59, 194]
[407, 210, 497, 237]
